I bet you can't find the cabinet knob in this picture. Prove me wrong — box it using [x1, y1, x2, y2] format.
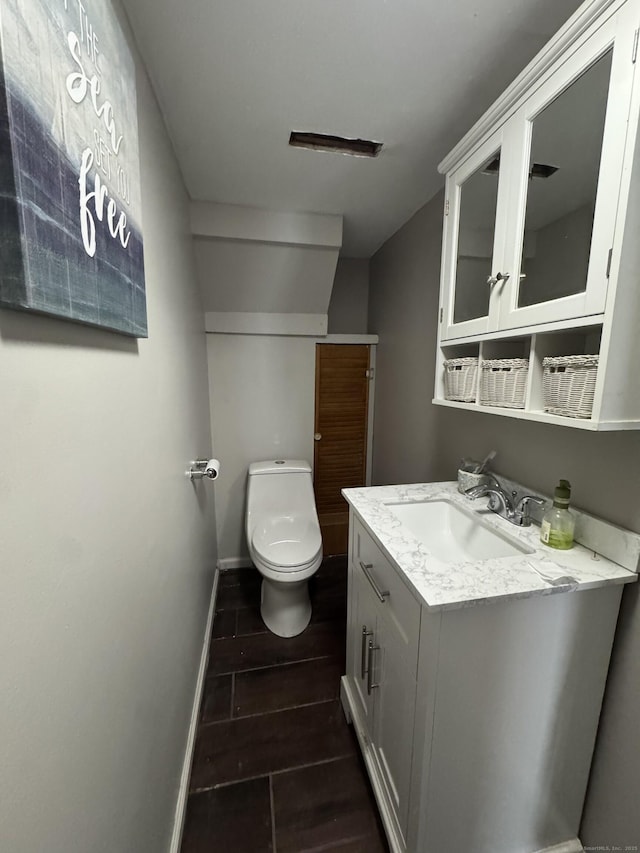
[487, 271, 511, 286]
[314, 433, 322, 441]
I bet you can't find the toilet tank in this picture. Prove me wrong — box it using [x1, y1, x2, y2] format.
[246, 460, 317, 528]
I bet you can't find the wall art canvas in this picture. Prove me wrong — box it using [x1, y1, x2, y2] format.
[0, 0, 146, 336]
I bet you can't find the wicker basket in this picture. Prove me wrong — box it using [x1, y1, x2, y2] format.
[480, 358, 529, 409]
[543, 354, 599, 418]
[444, 357, 478, 402]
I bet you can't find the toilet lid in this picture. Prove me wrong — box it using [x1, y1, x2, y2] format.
[252, 516, 322, 569]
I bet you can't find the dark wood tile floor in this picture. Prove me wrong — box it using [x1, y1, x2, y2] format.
[181, 558, 390, 853]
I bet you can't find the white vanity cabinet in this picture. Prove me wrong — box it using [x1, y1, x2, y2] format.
[345, 516, 420, 847]
[435, 0, 640, 430]
[341, 509, 627, 853]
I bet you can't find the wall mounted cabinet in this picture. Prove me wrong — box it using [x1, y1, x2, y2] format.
[434, 0, 640, 429]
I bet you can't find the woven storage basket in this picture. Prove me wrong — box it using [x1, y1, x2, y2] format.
[480, 358, 529, 409]
[543, 354, 599, 418]
[444, 357, 478, 402]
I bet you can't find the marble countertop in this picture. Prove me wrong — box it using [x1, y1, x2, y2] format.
[342, 482, 638, 611]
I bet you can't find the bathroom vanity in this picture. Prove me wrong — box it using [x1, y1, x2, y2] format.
[340, 482, 638, 853]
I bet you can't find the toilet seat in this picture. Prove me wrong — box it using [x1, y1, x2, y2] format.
[251, 536, 322, 582]
[250, 516, 322, 583]
[250, 544, 322, 584]
[254, 542, 323, 573]
[251, 516, 321, 571]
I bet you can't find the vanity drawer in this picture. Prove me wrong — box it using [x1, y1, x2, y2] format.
[352, 517, 421, 666]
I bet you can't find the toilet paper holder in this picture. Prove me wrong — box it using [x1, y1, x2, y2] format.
[188, 458, 220, 481]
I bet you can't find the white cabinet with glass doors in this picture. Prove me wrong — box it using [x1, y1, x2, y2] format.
[440, 0, 639, 341]
[435, 0, 640, 431]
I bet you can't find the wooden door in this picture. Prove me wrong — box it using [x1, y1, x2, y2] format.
[314, 344, 370, 555]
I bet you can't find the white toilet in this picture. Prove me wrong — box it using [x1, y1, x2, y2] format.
[245, 460, 323, 638]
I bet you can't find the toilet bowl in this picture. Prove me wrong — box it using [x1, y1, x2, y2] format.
[246, 460, 323, 637]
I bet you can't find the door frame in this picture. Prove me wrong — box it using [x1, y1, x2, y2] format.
[365, 344, 376, 486]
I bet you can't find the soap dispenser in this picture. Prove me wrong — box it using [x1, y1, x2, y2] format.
[540, 479, 575, 550]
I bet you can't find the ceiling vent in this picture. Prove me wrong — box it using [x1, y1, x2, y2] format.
[289, 131, 383, 158]
[482, 156, 558, 179]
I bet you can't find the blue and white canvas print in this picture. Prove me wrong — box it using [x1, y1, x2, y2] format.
[0, 0, 146, 336]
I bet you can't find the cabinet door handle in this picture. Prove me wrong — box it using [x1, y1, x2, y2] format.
[359, 560, 390, 603]
[486, 271, 510, 286]
[367, 640, 380, 695]
[361, 625, 373, 679]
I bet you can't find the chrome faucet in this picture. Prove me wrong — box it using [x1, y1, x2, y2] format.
[465, 475, 546, 527]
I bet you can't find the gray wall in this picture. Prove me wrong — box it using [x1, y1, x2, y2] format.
[368, 189, 640, 847]
[0, 5, 217, 852]
[522, 203, 593, 306]
[328, 258, 370, 334]
[207, 255, 371, 564]
[195, 237, 338, 314]
[207, 333, 316, 562]
[368, 192, 443, 486]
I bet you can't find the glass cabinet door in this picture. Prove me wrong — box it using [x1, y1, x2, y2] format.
[441, 131, 508, 339]
[518, 51, 611, 308]
[500, 7, 637, 330]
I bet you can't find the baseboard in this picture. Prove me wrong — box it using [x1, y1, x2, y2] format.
[217, 556, 253, 571]
[169, 569, 219, 853]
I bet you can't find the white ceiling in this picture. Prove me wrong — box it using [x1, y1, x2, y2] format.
[121, 0, 584, 257]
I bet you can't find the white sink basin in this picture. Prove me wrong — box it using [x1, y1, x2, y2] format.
[385, 499, 534, 562]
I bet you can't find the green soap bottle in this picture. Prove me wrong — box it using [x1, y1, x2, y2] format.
[540, 479, 575, 550]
